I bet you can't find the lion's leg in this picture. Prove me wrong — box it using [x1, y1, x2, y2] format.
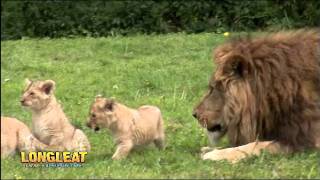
[201, 147, 216, 154]
[18, 129, 62, 152]
[201, 131, 225, 154]
[77, 133, 91, 152]
[154, 116, 165, 150]
[17, 128, 40, 152]
[33, 137, 64, 152]
[201, 141, 286, 163]
[47, 133, 66, 151]
[69, 130, 91, 152]
[1, 132, 17, 157]
[154, 138, 165, 150]
[154, 130, 165, 150]
[20, 135, 45, 152]
[112, 140, 133, 160]
[1, 141, 16, 158]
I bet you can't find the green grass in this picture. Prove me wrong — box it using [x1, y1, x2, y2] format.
[1, 33, 319, 179]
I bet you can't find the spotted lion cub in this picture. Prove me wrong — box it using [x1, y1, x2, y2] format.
[87, 96, 165, 160]
[21, 79, 91, 152]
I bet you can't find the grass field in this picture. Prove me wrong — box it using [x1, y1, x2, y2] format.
[1, 33, 319, 179]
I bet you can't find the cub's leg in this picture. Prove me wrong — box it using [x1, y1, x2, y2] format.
[154, 132, 165, 150]
[1, 133, 17, 157]
[69, 129, 91, 152]
[112, 140, 133, 160]
[154, 116, 165, 150]
[18, 128, 63, 152]
[47, 133, 65, 151]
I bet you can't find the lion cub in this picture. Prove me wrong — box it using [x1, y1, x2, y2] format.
[21, 79, 91, 152]
[1, 117, 52, 157]
[87, 96, 165, 160]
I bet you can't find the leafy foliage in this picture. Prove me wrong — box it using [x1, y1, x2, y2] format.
[1, 1, 320, 39]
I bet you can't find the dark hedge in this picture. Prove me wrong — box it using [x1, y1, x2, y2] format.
[1, 0, 320, 40]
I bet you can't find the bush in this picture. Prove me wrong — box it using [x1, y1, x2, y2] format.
[1, 0, 320, 40]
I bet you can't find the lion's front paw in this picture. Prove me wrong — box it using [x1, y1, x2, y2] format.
[201, 148, 246, 163]
[201, 146, 214, 153]
[201, 146, 223, 153]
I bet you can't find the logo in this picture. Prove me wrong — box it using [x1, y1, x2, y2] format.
[20, 152, 88, 168]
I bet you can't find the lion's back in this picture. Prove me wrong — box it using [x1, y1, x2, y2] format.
[136, 105, 163, 132]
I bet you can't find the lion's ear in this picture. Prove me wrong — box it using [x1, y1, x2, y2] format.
[41, 80, 56, 95]
[224, 55, 250, 78]
[95, 94, 103, 100]
[104, 99, 115, 111]
[25, 78, 33, 87]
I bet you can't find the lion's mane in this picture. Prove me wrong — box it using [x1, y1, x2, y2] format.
[214, 29, 320, 151]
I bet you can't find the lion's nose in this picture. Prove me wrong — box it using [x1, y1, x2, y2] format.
[20, 99, 26, 105]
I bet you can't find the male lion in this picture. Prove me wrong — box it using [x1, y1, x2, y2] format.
[193, 29, 320, 163]
[1, 117, 52, 157]
[87, 96, 165, 160]
[21, 79, 91, 152]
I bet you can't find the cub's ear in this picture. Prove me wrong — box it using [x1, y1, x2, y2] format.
[104, 99, 115, 111]
[41, 80, 56, 95]
[95, 94, 103, 100]
[223, 55, 251, 78]
[25, 78, 33, 87]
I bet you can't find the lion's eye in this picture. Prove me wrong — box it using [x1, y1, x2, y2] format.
[91, 113, 96, 118]
[29, 92, 35, 96]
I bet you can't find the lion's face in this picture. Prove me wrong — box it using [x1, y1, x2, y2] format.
[87, 97, 117, 131]
[193, 78, 227, 142]
[21, 79, 56, 111]
[192, 43, 248, 143]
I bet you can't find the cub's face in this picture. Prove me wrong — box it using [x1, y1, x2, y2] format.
[87, 97, 117, 131]
[21, 79, 56, 111]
